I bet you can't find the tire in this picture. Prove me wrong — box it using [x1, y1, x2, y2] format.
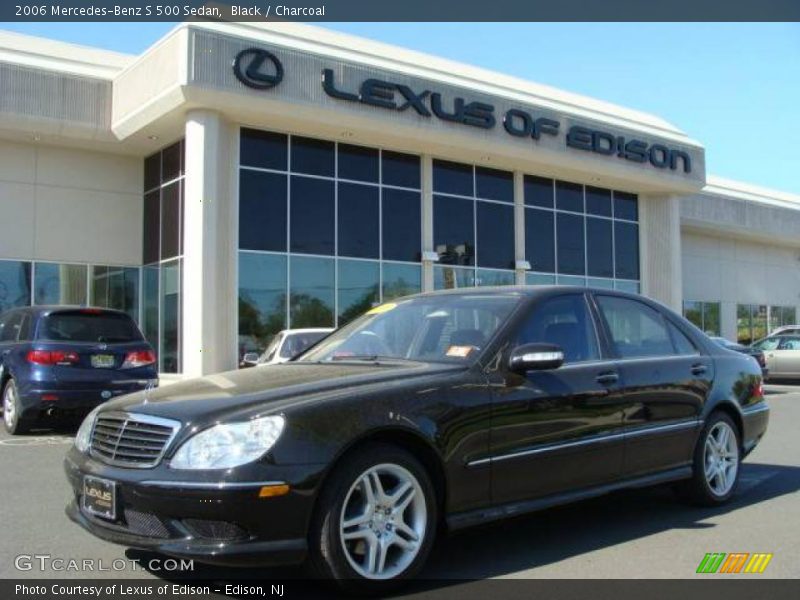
[2, 379, 30, 435]
[307, 443, 437, 593]
[676, 411, 741, 506]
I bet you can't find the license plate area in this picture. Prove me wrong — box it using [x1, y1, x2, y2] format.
[82, 475, 117, 520]
[91, 354, 115, 368]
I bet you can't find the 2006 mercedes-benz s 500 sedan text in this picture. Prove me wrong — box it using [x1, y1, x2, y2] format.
[65, 287, 769, 590]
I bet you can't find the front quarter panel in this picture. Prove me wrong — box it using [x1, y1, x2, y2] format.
[269, 367, 494, 515]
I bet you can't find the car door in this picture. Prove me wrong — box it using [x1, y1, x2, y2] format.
[774, 336, 800, 377]
[753, 336, 782, 374]
[487, 293, 626, 505]
[592, 294, 711, 478]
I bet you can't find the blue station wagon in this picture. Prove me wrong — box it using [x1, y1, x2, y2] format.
[0, 307, 158, 434]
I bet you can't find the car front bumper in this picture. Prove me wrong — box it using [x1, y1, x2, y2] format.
[63, 448, 325, 567]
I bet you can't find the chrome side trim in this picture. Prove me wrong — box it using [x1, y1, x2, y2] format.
[468, 419, 699, 468]
[741, 402, 770, 416]
[626, 419, 699, 439]
[139, 480, 286, 490]
[468, 430, 626, 467]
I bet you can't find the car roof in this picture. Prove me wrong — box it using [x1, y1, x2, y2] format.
[407, 285, 652, 305]
[282, 328, 334, 334]
[0, 305, 130, 319]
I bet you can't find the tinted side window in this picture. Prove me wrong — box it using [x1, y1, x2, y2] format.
[0, 312, 23, 342]
[597, 296, 674, 358]
[17, 315, 31, 342]
[667, 321, 698, 356]
[515, 295, 599, 363]
[779, 337, 800, 350]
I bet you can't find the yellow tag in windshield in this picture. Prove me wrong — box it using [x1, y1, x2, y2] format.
[366, 303, 397, 315]
[446, 346, 474, 358]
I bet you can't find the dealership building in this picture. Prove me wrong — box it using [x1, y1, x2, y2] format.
[0, 22, 798, 377]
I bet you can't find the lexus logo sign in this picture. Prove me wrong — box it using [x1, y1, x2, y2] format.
[233, 48, 284, 90]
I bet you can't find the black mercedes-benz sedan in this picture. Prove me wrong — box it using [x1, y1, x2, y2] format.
[64, 287, 769, 590]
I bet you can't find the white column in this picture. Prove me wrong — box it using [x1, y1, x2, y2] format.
[182, 110, 238, 377]
[638, 193, 682, 310]
[421, 155, 435, 292]
[721, 301, 738, 341]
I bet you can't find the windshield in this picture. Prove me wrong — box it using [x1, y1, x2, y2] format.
[300, 294, 521, 363]
[259, 334, 283, 363]
[38, 311, 143, 343]
[752, 337, 780, 351]
[279, 332, 329, 359]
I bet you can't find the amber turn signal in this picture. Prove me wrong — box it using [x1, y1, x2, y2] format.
[258, 484, 290, 498]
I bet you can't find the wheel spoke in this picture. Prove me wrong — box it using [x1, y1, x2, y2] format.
[388, 481, 412, 507]
[392, 533, 417, 552]
[368, 470, 387, 503]
[715, 465, 727, 491]
[360, 473, 377, 507]
[376, 539, 389, 574]
[717, 427, 730, 451]
[343, 512, 371, 531]
[365, 535, 379, 574]
[343, 527, 371, 541]
[395, 520, 419, 543]
[394, 486, 416, 513]
[342, 511, 372, 541]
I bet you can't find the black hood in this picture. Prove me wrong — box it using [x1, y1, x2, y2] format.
[101, 360, 465, 424]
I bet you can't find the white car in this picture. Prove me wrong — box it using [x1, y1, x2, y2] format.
[770, 325, 800, 337]
[242, 328, 334, 367]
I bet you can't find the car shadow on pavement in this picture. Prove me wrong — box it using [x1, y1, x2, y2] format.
[128, 461, 799, 590]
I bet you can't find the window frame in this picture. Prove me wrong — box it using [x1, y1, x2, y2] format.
[593, 293, 693, 360]
[508, 292, 604, 365]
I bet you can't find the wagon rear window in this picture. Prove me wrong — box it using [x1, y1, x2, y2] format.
[38, 312, 143, 343]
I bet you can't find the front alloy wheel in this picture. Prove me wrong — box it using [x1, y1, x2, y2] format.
[340, 463, 427, 579]
[308, 443, 436, 592]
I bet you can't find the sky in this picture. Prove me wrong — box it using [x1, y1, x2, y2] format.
[1, 22, 798, 194]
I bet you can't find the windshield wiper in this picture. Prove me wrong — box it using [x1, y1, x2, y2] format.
[329, 355, 412, 362]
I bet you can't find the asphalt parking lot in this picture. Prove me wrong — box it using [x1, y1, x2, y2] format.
[0, 385, 798, 582]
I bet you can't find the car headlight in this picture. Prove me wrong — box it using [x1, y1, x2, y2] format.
[75, 405, 103, 453]
[170, 415, 285, 470]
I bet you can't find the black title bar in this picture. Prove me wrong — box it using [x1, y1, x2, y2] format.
[3, 0, 800, 22]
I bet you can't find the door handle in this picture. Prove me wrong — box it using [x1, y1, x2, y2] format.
[596, 372, 619, 385]
[691, 364, 708, 375]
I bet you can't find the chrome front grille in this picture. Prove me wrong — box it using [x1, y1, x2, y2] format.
[89, 412, 180, 468]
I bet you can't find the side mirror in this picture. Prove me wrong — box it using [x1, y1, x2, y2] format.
[241, 352, 260, 368]
[509, 343, 564, 373]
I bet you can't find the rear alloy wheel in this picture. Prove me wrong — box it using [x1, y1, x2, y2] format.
[2, 380, 29, 435]
[308, 443, 436, 592]
[703, 421, 739, 497]
[677, 411, 740, 506]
